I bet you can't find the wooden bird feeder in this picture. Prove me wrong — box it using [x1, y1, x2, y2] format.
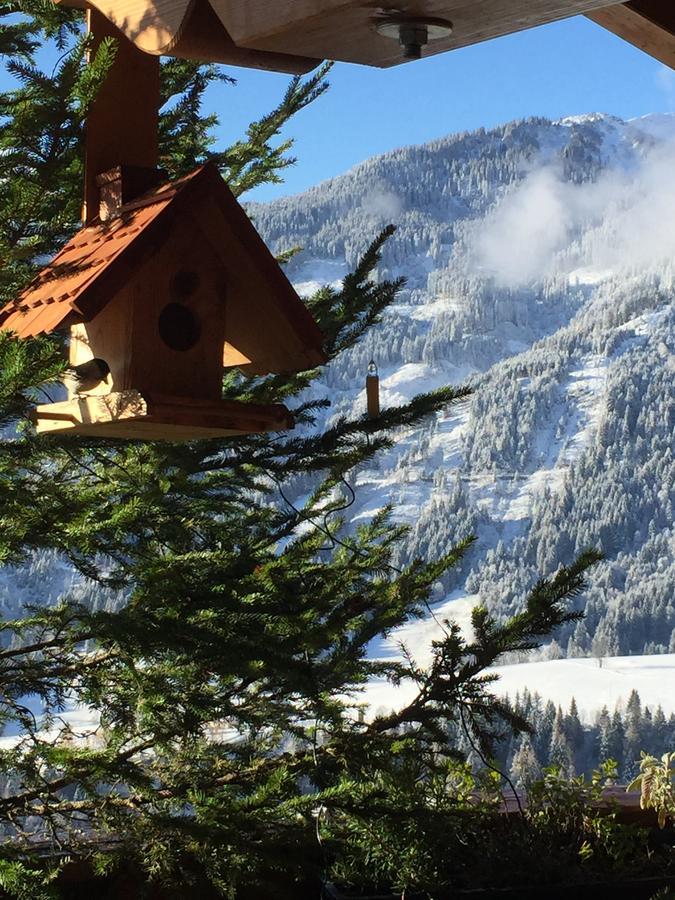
[57, 0, 675, 71]
[5, 0, 673, 440]
[0, 7, 327, 442]
[0, 163, 325, 439]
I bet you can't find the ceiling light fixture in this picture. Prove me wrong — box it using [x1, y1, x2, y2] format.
[374, 14, 453, 60]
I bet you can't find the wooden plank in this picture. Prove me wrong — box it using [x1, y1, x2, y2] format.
[366, 372, 380, 419]
[68, 286, 133, 397]
[62, 0, 627, 69]
[33, 391, 293, 439]
[65, 0, 190, 53]
[587, 1, 675, 68]
[84, 8, 159, 224]
[185, 197, 322, 376]
[58, 0, 318, 75]
[176, 165, 325, 363]
[166, 0, 319, 74]
[34, 390, 148, 433]
[209, 0, 347, 47]
[209, 0, 622, 68]
[128, 217, 228, 402]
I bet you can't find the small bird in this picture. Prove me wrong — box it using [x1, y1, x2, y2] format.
[64, 357, 111, 394]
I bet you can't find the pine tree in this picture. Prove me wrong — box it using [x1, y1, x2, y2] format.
[0, 6, 599, 895]
[549, 706, 575, 776]
[564, 697, 585, 774]
[510, 735, 541, 789]
[652, 706, 668, 757]
[596, 704, 612, 764]
[535, 700, 557, 762]
[623, 689, 644, 779]
[605, 709, 626, 770]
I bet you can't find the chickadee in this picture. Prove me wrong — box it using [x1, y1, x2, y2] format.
[64, 357, 111, 393]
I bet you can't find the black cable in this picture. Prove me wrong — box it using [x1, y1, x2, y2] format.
[458, 706, 526, 820]
[269, 470, 451, 638]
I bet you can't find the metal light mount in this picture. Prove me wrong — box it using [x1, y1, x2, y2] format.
[374, 13, 453, 60]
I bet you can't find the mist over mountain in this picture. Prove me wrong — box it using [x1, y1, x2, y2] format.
[250, 112, 675, 663]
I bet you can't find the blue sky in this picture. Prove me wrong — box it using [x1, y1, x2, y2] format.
[216, 15, 675, 202]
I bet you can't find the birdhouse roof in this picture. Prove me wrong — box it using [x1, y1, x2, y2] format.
[0, 163, 326, 371]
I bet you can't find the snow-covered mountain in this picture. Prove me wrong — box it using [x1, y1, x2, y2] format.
[250, 112, 675, 670]
[1, 112, 672, 726]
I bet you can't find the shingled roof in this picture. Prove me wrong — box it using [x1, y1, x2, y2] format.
[0, 163, 325, 368]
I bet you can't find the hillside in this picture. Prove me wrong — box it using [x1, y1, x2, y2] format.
[250, 112, 675, 664]
[1, 112, 672, 699]
[366, 654, 675, 724]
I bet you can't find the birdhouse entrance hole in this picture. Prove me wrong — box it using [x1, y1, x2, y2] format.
[158, 268, 203, 352]
[158, 302, 201, 352]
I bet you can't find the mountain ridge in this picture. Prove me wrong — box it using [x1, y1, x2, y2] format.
[252, 111, 675, 665]
[0, 112, 672, 675]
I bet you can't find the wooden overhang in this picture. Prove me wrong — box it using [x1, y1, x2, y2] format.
[588, 1, 675, 69]
[0, 163, 326, 378]
[56, 0, 675, 70]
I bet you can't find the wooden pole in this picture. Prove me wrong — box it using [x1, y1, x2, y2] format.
[366, 361, 380, 419]
[83, 8, 160, 223]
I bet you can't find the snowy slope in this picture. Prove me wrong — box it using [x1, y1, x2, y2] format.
[1, 113, 673, 728]
[363, 654, 675, 724]
[490, 654, 675, 722]
[250, 112, 675, 712]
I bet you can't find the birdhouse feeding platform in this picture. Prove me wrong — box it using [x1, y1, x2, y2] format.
[0, 163, 325, 439]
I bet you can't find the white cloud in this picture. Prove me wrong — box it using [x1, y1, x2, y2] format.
[360, 181, 403, 220]
[471, 143, 675, 286]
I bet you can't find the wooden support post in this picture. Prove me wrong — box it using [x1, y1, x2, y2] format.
[366, 361, 380, 419]
[84, 8, 160, 223]
[587, 0, 675, 69]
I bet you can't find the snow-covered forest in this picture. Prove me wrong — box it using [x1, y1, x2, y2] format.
[495, 687, 673, 784]
[250, 112, 675, 666]
[1, 112, 673, 729]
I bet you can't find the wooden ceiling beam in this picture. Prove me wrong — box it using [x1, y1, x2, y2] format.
[56, 0, 319, 74]
[84, 8, 159, 224]
[204, 0, 625, 68]
[58, 0, 675, 72]
[587, 1, 675, 69]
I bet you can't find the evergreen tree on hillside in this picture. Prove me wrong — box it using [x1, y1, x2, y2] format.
[605, 710, 626, 770]
[623, 689, 644, 779]
[535, 700, 557, 762]
[652, 706, 669, 756]
[596, 705, 612, 763]
[508, 693, 671, 779]
[510, 735, 541, 789]
[565, 697, 586, 773]
[0, 6, 598, 896]
[549, 707, 575, 776]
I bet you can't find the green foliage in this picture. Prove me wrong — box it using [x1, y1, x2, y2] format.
[0, 6, 107, 300]
[523, 762, 655, 878]
[629, 751, 675, 828]
[0, 859, 61, 900]
[0, 7, 609, 898]
[218, 63, 331, 197]
[326, 760, 502, 894]
[158, 58, 232, 179]
[327, 761, 665, 896]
